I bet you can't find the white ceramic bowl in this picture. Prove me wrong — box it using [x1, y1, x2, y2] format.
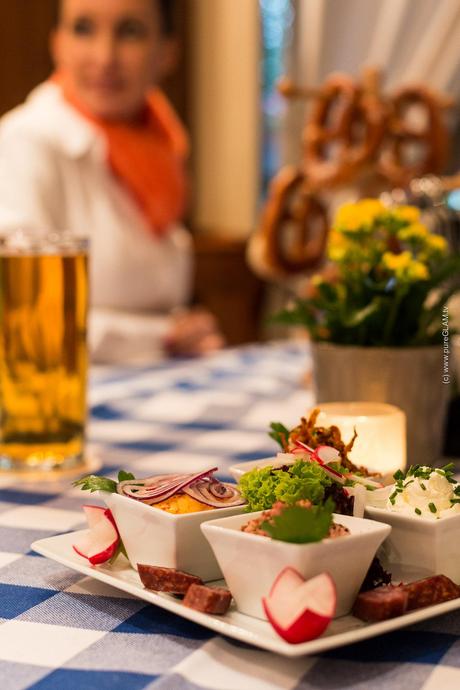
[365, 506, 460, 582]
[102, 492, 244, 581]
[201, 512, 391, 619]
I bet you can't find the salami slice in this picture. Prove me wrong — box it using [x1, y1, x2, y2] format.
[138, 564, 203, 594]
[183, 584, 232, 614]
[353, 586, 408, 622]
[353, 575, 460, 622]
[404, 575, 460, 611]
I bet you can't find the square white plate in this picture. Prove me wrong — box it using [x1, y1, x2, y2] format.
[32, 530, 460, 658]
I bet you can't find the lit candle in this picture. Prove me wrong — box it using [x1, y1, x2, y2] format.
[315, 402, 406, 474]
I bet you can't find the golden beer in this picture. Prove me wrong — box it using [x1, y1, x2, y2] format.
[0, 237, 88, 471]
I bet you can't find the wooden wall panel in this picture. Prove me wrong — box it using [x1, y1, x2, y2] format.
[0, 1, 57, 116]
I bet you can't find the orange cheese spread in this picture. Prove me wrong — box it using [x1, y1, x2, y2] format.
[153, 493, 213, 514]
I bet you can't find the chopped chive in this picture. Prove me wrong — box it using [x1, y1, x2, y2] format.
[450, 498, 460, 504]
[420, 483, 426, 491]
[393, 469, 404, 481]
[428, 502, 437, 513]
[415, 508, 422, 515]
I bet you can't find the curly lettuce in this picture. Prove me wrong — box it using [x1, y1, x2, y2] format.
[239, 459, 332, 511]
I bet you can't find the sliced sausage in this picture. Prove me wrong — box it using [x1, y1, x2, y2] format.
[404, 575, 460, 611]
[138, 564, 203, 594]
[353, 575, 460, 622]
[183, 584, 232, 614]
[353, 586, 408, 622]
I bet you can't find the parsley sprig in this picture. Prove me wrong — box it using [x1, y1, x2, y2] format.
[260, 498, 335, 544]
[73, 470, 136, 494]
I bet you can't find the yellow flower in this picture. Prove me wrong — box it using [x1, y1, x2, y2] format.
[398, 222, 429, 243]
[327, 230, 348, 262]
[407, 261, 429, 281]
[333, 199, 385, 232]
[382, 251, 429, 281]
[395, 205, 421, 223]
[425, 234, 448, 254]
[382, 251, 412, 272]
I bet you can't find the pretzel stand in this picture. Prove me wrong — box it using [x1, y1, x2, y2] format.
[249, 67, 455, 282]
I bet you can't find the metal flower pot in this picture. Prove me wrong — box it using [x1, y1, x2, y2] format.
[311, 342, 450, 465]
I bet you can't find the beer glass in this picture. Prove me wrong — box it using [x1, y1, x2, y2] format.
[0, 231, 88, 472]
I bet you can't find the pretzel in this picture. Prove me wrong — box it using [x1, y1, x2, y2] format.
[303, 73, 386, 187]
[378, 85, 449, 187]
[251, 166, 329, 277]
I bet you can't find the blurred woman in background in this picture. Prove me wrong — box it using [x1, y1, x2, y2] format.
[0, 0, 223, 361]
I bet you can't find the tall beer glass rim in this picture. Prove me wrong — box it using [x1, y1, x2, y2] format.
[0, 230, 88, 256]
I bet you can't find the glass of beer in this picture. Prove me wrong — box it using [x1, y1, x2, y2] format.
[0, 230, 88, 473]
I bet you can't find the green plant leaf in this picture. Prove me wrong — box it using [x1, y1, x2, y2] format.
[73, 475, 118, 494]
[260, 498, 335, 543]
[268, 422, 290, 449]
[342, 298, 382, 328]
[117, 470, 135, 483]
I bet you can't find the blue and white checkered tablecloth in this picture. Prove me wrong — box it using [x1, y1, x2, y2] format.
[1, 341, 460, 690]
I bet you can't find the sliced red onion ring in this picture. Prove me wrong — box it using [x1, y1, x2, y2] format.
[183, 478, 245, 507]
[117, 467, 219, 504]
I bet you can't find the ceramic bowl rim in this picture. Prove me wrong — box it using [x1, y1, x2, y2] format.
[101, 490, 245, 522]
[201, 510, 392, 550]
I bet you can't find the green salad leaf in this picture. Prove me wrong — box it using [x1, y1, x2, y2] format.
[73, 470, 135, 494]
[260, 498, 335, 544]
[239, 459, 332, 511]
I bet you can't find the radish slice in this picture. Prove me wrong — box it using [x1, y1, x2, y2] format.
[82, 505, 106, 529]
[73, 507, 120, 565]
[346, 474, 384, 489]
[345, 484, 367, 518]
[315, 446, 342, 465]
[263, 568, 336, 644]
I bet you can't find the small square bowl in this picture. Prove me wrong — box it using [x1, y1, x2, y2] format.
[201, 512, 391, 619]
[365, 506, 460, 581]
[102, 492, 244, 581]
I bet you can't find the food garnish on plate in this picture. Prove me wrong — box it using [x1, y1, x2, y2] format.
[263, 569, 336, 644]
[72, 468, 245, 570]
[72, 505, 123, 565]
[74, 467, 245, 513]
[239, 408, 383, 518]
[241, 498, 349, 543]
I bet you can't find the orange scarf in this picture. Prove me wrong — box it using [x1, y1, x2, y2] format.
[54, 73, 188, 237]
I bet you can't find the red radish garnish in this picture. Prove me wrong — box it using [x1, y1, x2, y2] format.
[73, 506, 120, 565]
[293, 441, 345, 482]
[263, 568, 336, 644]
[315, 445, 341, 465]
[345, 483, 367, 518]
[346, 473, 384, 489]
